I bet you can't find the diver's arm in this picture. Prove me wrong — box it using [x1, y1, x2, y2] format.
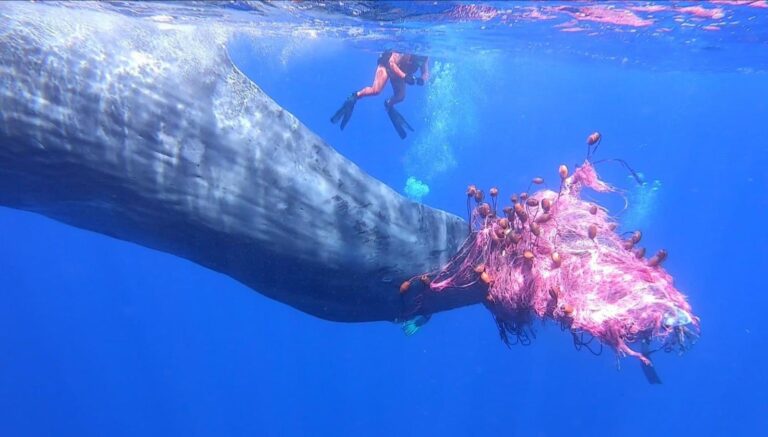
[388, 54, 407, 79]
[420, 57, 430, 82]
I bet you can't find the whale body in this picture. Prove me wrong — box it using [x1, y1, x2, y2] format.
[0, 2, 483, 322]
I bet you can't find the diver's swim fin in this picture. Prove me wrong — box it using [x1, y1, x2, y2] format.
[385, 104, 414, 139]
[641, 361, 662, 384]
[640, 342, 662, 384]
[401, 314, 431, 336]
[330, 93, 358, 130]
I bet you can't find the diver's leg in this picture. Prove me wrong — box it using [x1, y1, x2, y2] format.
[619, 341, 652, 366]
[332, 67, 389, 128]
[385, 78, 406, 109]
[357, 66, 389, 98]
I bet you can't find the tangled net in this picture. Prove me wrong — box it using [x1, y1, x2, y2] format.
[403, 156, 699, 368]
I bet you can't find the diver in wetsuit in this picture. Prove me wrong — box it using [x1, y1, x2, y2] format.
[331, 50, 430, 139]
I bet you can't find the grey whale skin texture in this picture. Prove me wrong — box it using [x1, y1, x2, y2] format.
[0, 4, 483, 322]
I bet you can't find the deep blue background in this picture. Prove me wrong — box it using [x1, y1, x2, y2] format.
[2, 27, 768, 437]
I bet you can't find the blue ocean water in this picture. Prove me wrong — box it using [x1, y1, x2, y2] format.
[1, 1, 767, 435]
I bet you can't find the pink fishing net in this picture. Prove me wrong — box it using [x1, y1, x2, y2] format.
[419, 160, 699, 365]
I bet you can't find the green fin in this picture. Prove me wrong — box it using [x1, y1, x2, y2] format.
[401, 314, 431, 336]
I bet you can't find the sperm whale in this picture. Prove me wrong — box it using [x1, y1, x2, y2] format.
[0, 2, 484, 322]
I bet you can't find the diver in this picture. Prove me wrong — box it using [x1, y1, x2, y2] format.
[330, 50, 430, 139]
